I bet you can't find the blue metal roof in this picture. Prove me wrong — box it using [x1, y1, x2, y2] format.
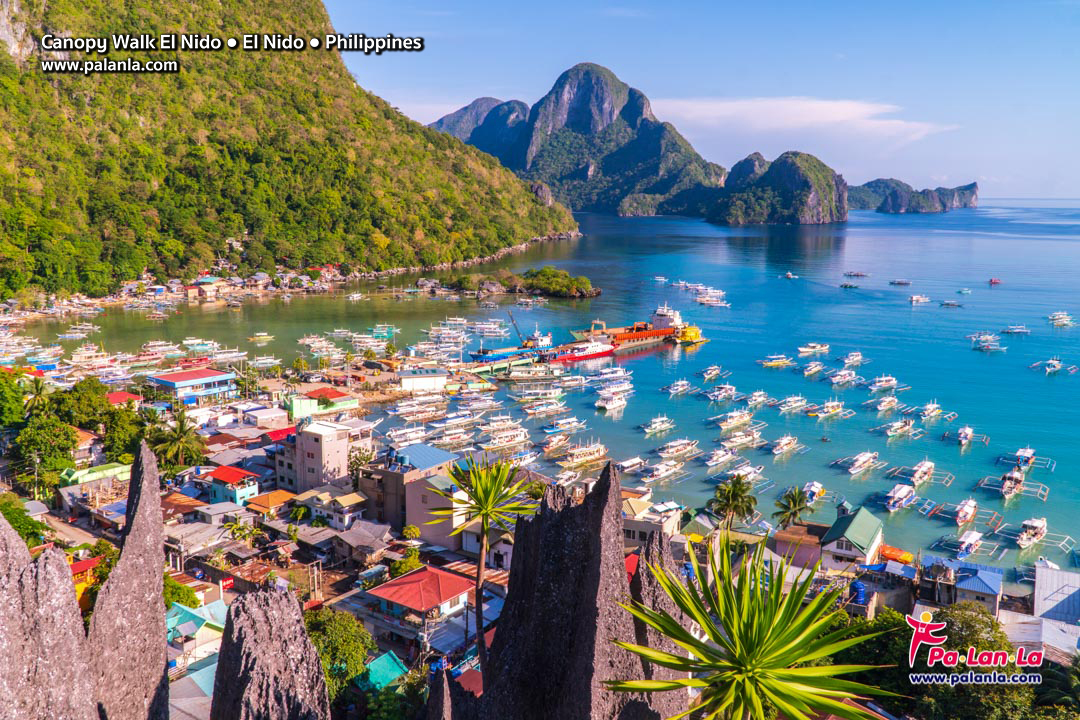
[956, 569, 1002, 596]
[387, 443, 459, 472]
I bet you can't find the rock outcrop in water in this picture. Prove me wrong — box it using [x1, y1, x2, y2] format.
[849, 178, 978, 213]
[425, 462, 686, 720]
[210, 590, 330, 720]
[707, 151, 848, 225]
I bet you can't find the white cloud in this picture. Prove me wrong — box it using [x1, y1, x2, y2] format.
[651, 96, 957, 145]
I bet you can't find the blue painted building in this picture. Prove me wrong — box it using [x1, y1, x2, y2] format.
[148, 367, 237, 407]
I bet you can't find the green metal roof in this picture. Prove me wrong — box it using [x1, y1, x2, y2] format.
[821, 507, 882, 554]
[354, 651, 408, 691]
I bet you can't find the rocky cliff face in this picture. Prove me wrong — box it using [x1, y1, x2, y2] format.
[430, 63, 726, 215]
[0, 0, 35, 61]
[425, 463, 686, 720]
[428, 97, 504, 141]
[850, 178, 978, 213]
[725, 152, 771, 190]
[708, 151, 848, 225]
[210, 591, 330, 720]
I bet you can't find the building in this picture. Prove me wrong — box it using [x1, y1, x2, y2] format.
[244, 489, 296, 519]
[820, 507, 883, 573]
[404, 474, 469, 551]
[72, 427, 105, 468]
[331, 520, 394, 566]
[194, 502, 248, 526]
[69, 555, 102, 611]
[771, 522, 830, 570]
[287, 387, 359, 420]
[1034, 565, 1080, 625]
[147, 367, 237, 408]
[294, 485, 368, 531]
[398, 367, 449, 394]
[359, 565, 473, 650]
[273, 419, 376, 494]
[161, 492, 207, 524]
[243, 406, 291, 429]
[919, 556, 1005, 617]
[622, 499, 683, 550]
[205, 466, 261, 506]
[352, 651, 408, 693]
[58, 462, 131, 488]
[105, 391, 143, 408]
[357, 445, 460, 527]
[461, 518, 514, 571]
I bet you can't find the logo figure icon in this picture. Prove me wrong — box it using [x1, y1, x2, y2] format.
[905, 611, 947, 666]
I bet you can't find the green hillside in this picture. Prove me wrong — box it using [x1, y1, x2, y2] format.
[0, 0, 574, 298]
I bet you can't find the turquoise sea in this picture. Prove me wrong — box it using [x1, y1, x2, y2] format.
[23, 201, 1080, 577]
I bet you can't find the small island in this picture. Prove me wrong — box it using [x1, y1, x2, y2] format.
[447, 265, 600, 298]
[849, 179, 978, 214]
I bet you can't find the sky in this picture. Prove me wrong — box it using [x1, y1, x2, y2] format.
[324, 0, 1080, 197]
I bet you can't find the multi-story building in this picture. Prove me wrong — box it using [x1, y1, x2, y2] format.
[621, 498, 683, 550]
[404, 474, 469, 551]
[294, 484, 368, 531]
[147, 367, 237, 408]
[356, 445, 459, 528]
[272, 419, 376, 494]
[205, 466, 261, 506]
[820, 506, 884, 573]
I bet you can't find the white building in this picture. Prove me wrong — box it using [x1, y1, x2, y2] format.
[398, 367, 449, 394]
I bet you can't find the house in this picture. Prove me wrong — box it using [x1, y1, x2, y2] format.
[105, 391, 143, 408]
[398, 367, 449, 394]
[770, 521, 830, 570]
[69, 555, 102, 611]
[331, 520, 394, 566]
[622, 499, 683, 550]
[194, 502, 247, 526]
[357, 445, 460, 527]
[820, 507, 883, 573]
[919, 555, 1005, 617]
[999, 608, 1080, 668]
[352, 650, 408, 693]
[205, 466, 261, 506]
[461, 517, 514, 571]
[242, 406, 290, 429]
[272, 420, 376, 494]
[294, 485, 368, 531]
[166, 599, 228, 662]
[287, 387, 359, 420]
[161, 492, 208, 524]
[1034, 565, 1080, 625]
[147, 367, 237, 408]
[404, 474, 469, 551]
[244, 489, 296, 519]
[71, 426, 105, 468]
[359, 565, 473, 649]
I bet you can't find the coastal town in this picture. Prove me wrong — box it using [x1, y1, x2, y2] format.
[2, 266, 1078, 720]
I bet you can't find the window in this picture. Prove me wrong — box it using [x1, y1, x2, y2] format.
[975, 595, 986, 602]
[307, 467, 314, 473]
[623, 529, 634, 539]
[306, 452, 315, 459]
[421, 494, 428, 505]
[313, 437, 320, 443]
[287, 463, 293, 470]
[638, 531, 648, 541]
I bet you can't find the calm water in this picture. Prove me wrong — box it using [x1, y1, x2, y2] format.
[24, 201, 1080, 576]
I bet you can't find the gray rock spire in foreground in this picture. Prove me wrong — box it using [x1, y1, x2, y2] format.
[210, 590, 331, 720]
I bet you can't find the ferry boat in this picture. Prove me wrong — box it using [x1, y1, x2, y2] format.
[704, 448, 737, 467]
[831, 369, 857, 385]
[803, 361, 826, 377]
[643, 460, 683, 483]
[385, 425, 427, 446]
[432, 429, 475, 447]
[718, 409, 753, 431]
[595, 392, 627, 411]
[657, 438, 699, 458]
[798, 342, 830, 355]
[480, 427, 531, 451]
[778, 395, 808, 413]
[459, 398, 503, 412]
[886, 484, 917, 512]
[885, 418, 916, 437]
[759, 354, 794, 368]
[642, 415, 675, 434]
[429, 411, 480, 430]
[1017, 518, 1048, 549]
[868, 375, 898, 392]
[248, 332, 274, 343]
[772, 435, 798, 455]
[956, 426, 975, 446]
[596, 379, 634, 395]
[479, 416, 522, 434]
[554, 470, 579, 486]
[909, 294, 931, 304]
[542, 416, 585, 434]
[70, 343, 115, 369]
[509, 385, 565, 403]
[1001, 325, 1031, 334]
[809, 400, 844, 418]
[920, 401, 942, 419]
[722, 429, 762, 450]
[665, 379, 692, 395]
[569, 304, 684, 352]
[802, 481, 826, 503]
[589, 367, 632, 383]
[549, 341, 616, 363]
[523, 400, 568, 417]
[544, 434, 569, 452]
[842, 351, 865, 366]
[705, 384, 737, 402]
[956, 530, 983, 561]
[876, 395, 899, 412]
[912, 460, 935, 485]
[616, 457, 646, 473]
[250, 356, 281, 369]
[848, 451, 879, 475]
[1000, 468, 1025, 500]
[558, 441, 608, 468]
[955, 498, 978, 525]
[744, 390, 769, 407]
[469, 327, 551, 363]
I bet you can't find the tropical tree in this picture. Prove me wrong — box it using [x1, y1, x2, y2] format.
[22, 376, 51, 416]
[608, 535, 892, 720]
[363, 348, 377, 362]
[290, 505, 311, 523]
[428, 458, 538, 675]
[706, 476, 757, 529]
[343, 351, 354, 387]
[293, 355, 309, 374]
[317, 356, 331, 371]
[402, 524, 421, 540]
[1040, 655, 1080, 709]
[304, 607, 377, 706]
[384, 342, 397, 357]
[224, 519, 264, 547]
[149, 408, 207, 468]
[773, 486, 813, 529]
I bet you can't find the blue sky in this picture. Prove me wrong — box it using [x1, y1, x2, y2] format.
[325, 1, 1080, 197]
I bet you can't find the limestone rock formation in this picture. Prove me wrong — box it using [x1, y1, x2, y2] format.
[428, 97, 504, 141]
[725, 152, 771, 190]
[88, 441, 168, 720]
[210, 590, 331, 720]
[530, 182, 555, 207]
[849, 178, 978, 213]
[708, 151, 848, 225]
[426, 462, 685, 720]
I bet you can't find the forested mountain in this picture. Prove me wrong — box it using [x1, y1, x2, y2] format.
[707, 151, 848, 226]
[0, 0, 573, 298]
[849, 179, 979, 213]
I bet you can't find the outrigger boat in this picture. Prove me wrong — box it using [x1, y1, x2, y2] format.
[543, 434, 569, 452]
[717, 409, 753, 431]
[876, 395, 899, 412]
[809, 400, 844, 418]
[886, 484, 917, 512]
[704, 448, 738, 467]
[1017, 518, 1048, 549]
[744, 390, 769, 407]
[956, 530, 983, 561]
[706, 384, 737, 402]
[595, 392, 627, 411]
[664, 379, 692, 395]
[831, 369, 857, 385]
[868, 375, 898, 392]
[798, 342, 830, 355]
[1000, 467, 1025, 500]
[721, 429, 762, 450]
[955, 497, 978, 525]
[778, 395, 808, 413]
[759, 354, 795, 368]
[1001, 325, 1031, 334]
[848, 451, 879, 475]
[542, 416, 585, 434]
[480, 427, 531, 451]
[842, 351, 866, 366]
[802, 481, 826, 503]
[248, 332, 274, 343]
[523, 400, 568, 417]
[657, 438, 699, 458]
[912, 460, 935, 485]
[920, 401, 942, 419]
[803, 361, 826, 377]
[643, 460, 683, 483]
[889, 279, 912, 286]
[558, 441, 608, 468]
[642, 415, 676, 434]
[616, 457, 646, 473]
[772, 435, 798, 455]
[701, 365, 724, 381]
[957, 426, 975, 446]
[885, 418, 916, 437]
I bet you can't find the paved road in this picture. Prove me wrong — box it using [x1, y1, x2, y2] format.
[42, 514, 103, 546]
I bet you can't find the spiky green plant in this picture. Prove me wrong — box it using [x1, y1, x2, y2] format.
[428, 458, 538, 675]
[607, 536, 892, 720]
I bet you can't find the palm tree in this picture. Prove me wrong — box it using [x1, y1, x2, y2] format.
[363, 348, 377, 362]
[292, 355, 309, 374]
[1039, 654, 1080, 709]
[706, 476, 757, 529]
[225, 519, 264, 547]
[773, 486, 813, 529]
[608, 535, 892, 720]
[289, 505, 310, 523]
[23, 376, 50, 416]
[428, 458, 538, 676]
[150, 408, 207, 467]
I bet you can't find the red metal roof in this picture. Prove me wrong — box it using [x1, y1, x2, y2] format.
[151, 367, 232, 383]
[305, 386, 350, 401]
[207, 465, 258, 485]
[366, 565, 473, 613]
[262, 426, 297, 443]
[69, 556, 102, 576]
[106, 391, 143, 406]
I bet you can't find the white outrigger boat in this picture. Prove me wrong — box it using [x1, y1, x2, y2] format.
[704, 448, 738, 467]
[876, 395, 899, 412]
[595, 392, 627, 411]
[558, 441, 608, 468]
[803, 361, 826, 377]
[706, 384, 737, 402]
[701, 365, 724, 381]
[842, 351, 866, 366]
[616, 457, 646, 473]
[664, 379, 692, 395]
[956, 426, 975, 446]
[642, 415, 675, 434]
[886, 484, 917, 512]
[912, 459, 935, 485]
[848, 451, 879, 475]
[1017, 517, 1048, 549]
[920, 401, 942, 419]
[868, 375, 898, 392]
[772, 435, 798, 455]
[643, 460, 684, 483]
[955, 498, 978, 525]
[759, 354, 795, 368]
[808, 400, 844, 418]
[480, 427, 531, 451]
[798, 342, 830, 355]
[885, 418, 916, 437]
[722, 429, 762, 450]
[831, 369, 857, 385]
[717, 409, 753, 431]
[802, 481, 826, 503]
[956, 530, 983, 561]
[1000, 467, 1025, 500]
[778, 395, 808, 413]
[657, 438, 699, 458]
[744, 390, 770, 407]
[543, 434, 570, 452]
